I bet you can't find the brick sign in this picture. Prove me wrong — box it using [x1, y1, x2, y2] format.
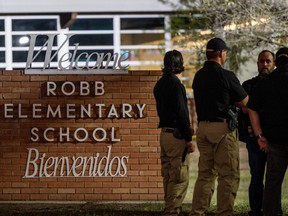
[0, 70, 163, 201]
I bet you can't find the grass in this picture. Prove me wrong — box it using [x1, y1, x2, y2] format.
[184, 141, 288, 214]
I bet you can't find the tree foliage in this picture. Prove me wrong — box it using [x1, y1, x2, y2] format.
[160, 0, 288, 72]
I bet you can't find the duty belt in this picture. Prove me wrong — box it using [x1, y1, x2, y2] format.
[161, 127, 175, 133]
[201, 117, 228, 123]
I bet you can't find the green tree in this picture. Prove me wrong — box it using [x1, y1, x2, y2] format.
[160, 0, 288, 72]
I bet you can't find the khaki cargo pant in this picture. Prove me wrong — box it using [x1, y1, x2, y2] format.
[190, 122, 240, 216]
[160, 130, 190, 216]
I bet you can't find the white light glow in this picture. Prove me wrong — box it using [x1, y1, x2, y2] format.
[19, 36, 29, 44]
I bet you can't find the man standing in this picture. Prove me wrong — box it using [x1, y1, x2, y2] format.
[190, 38, 248, 215]
[248, 47, 288, 216]
[154, 50, 195, 216]
[240, 50, 282, 216]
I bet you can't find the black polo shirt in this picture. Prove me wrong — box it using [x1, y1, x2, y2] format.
[154, 72, 192, 142]
[247, 65, 288, 145]
[192, 61, 247, 121]
[239, 75, 260, 137]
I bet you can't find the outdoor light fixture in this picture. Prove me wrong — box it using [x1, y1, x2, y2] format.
[19, 36, 29, 44]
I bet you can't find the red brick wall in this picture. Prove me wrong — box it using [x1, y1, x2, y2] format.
[0, 70, 163, 201]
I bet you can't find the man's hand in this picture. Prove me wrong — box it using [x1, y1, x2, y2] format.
[181, 141, 196, 162]
[258, 136, 268, 153]
[186, 141, 196, 153]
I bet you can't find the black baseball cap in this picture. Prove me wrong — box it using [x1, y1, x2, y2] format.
[276, 47, 288, 66]
[206, 37, 231, 52]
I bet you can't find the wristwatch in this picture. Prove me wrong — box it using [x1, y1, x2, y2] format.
[255, 133, 263, 139]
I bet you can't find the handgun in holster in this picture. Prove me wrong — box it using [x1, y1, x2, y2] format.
[227, 108, 239, 131]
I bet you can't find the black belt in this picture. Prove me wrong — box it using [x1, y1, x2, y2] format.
[201, 117, 228, 123]
[161, 127, 175, 133]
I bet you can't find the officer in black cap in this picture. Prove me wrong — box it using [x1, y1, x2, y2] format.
[248, 47, 288, 216]
[190, 37, 248, 215]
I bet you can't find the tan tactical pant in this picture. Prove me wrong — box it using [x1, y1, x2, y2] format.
[190, 122, 240, 216]
[160, 130, 190, 216]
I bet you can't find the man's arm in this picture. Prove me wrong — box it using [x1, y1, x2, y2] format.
[235, 95, 249, 108]
[248, 108, 268, 152]
[248, 108, 262, 135]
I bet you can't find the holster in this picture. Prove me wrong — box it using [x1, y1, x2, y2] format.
[173, 128, 183, 139]
[227, 108, 239, 131]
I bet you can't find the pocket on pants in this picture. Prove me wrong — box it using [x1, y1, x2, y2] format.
[172, 164, 189, 183]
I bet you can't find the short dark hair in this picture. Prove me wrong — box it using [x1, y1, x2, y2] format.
[258, 50, 275, 61]
[206, 50, 221, 60]
[162, 50, 184, 74]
